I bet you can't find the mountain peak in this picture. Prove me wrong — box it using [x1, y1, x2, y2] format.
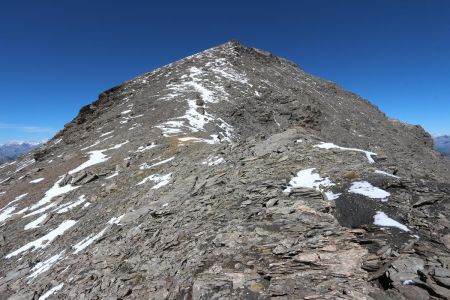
[1, 43, 449, 299]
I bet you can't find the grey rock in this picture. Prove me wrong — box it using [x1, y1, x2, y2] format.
[0, 41, 449, 300]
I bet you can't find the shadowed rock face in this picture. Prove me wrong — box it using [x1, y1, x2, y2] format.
[0, 41, 449, 299]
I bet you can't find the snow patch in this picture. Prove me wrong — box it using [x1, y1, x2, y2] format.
[28, 251, 64, 279]
[54, 195, 87, 214]
[38, 283, 64, 300]
[30, 178, 44, 184]
[137, 173, 172, 188]
[374, 170, 400, 179]
[5, 220, 77, 258]
[105, 171, 119, 179]
[139, 156, 175, 170]
[314, 142, 377, 164]
[0, 177, 11, 184]
[0, 206, 16, 224]
[134, 143, 157, 153]
[283, 168, 335, 197]
[72, 215, 124, 254]
[99, 130, 114, 137]
[202, 156, 225, 166]
[26, 177, 78, 212]
[24, 213, 47, 230]
[69, 151, 109, 175]
[349, 181, 390, 201]
[373, 211, 410, 232]
[324, 191, 342, 201]
[178, 135, 221, 145]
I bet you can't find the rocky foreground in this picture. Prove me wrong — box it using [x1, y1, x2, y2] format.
[1, 41, 450, 299]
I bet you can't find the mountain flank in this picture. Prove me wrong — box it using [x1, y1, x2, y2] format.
[0, 41, 449, 299]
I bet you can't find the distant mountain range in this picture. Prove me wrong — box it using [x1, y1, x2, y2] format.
[434, 135, 450, 156]
[0, 141, 43, 164]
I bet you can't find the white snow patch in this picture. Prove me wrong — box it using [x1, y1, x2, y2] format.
[0, 177, 11, 184]
[80, 141, 100, 151]
[0, 193, 28, 220]
[30, 178, 44, 184]
[101, 135, 113, 142]
[137, 173, 172, 188]
[38, 283, 64, 300]
[69, 151, 109, 175]
[28, 251, 64, 279]
[0, 206, 16, 224]
[373, 211, 410, 232]
[139, 156, 175, 170]
[54, 195, 87, 214]
[72, 227, 108, 254]
[99, 130, 114, 137]
[202, 156, 225, 166]
[109, 140, 129, 150]
[53, 138, 62, 145]
[134, 143, 157, 153]
[24, 213, 47, 230]
[374, 170, 400, 179]
[349, 181, 390, 201]
[108, 214, 125, 225]
[314, 142, 377, 164]
[5, 220, 77, 258]
[402, 279, 415, 285]
[156, 66, 235, 141]
[121, 109, 132, 114]
[26, 177, 78, 212]
[14, 159, 35, 173]
[105, 171, 119, 179]
[324, 191, 342, 201]
[283, 168, 335, 196]
[16, 193, 29, 201]
[178, 135, 220, 145]
[72, 215, 124, 254]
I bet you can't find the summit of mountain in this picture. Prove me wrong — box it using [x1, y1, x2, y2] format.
[1, 41, 449, 299]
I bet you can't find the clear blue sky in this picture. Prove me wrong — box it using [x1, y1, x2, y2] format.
[1, 0, 449, 143]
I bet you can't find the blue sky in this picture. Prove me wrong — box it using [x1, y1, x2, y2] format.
[0, 0, 449, 143]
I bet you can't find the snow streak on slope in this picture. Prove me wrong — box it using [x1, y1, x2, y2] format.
[38, 283, 64, 300]
[27, 251, 65, 279]
[314, 142, 377, 164]
[72, 215, 124, 254]
[156, 48, 248, 143]
[5, 220, 77, 258]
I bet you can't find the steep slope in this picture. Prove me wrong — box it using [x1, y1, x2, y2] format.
[0, 142, 42, 164]
[1, 41, 449, 299]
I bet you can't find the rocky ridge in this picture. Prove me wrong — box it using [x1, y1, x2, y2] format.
[0, 41, 450, 299]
